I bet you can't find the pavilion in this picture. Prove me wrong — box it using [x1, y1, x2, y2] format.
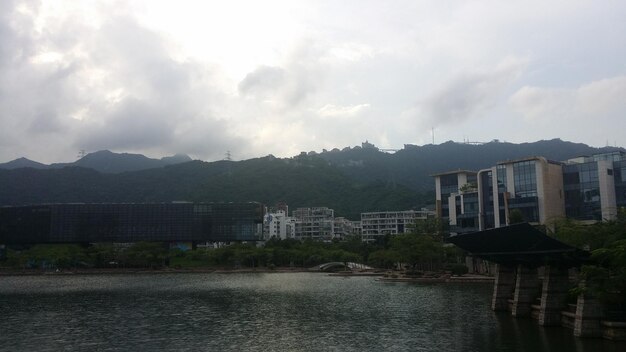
[448, 223, 605, 337]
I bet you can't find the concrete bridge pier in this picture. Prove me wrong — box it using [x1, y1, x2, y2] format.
[574, 290, 604, 337]
[511, 264, 539, 317]
[538, 265, 569, 326]
[491, 264, 515, 311]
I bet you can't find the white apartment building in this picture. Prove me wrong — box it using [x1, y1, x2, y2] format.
[360, 209, 434, 242]
[263, 210, 295, 240]
[333, 217, 355, 240]
[293, 207, 335, 241]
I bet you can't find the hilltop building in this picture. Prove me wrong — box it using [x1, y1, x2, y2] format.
[433, 151, 626, 234]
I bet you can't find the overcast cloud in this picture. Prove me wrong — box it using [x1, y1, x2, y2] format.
[1, 0, 625, 163]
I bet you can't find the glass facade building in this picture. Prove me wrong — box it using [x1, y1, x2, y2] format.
[439, 174, 459, 218]
[507, 160, 541, 223]
[615, 160, 626, 208]
[436, 151, 626, 232]
[433, 170, 477, 221]
[454, 192, 479, 232]
[479, 170, 496, 230]
[563, 162, 602, 220]
[0, 203, 264, 244]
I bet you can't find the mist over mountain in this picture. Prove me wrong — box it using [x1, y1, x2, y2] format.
[0, 157, 50, 170]
[0, 150, 193, 173]
[0, 139, 622, 219]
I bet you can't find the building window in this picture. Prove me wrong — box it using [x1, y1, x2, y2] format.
[513, 160, 537, 198]
[496, 165, 507, 192]
[440, 174, 459, 199]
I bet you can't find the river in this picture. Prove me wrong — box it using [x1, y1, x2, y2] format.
[0, 272, 622, 351]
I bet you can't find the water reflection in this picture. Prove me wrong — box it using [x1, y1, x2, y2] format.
[0, 273, 623, 351]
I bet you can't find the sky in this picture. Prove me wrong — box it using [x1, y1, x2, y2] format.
[1, 0, 625, 163]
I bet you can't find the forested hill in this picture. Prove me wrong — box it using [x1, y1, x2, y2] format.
[0, 156, 422, 220]
[0, 139, 622, 219]
[317, 139, 624, 192]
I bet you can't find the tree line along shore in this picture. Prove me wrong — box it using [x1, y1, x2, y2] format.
[2, 216, 624, 312]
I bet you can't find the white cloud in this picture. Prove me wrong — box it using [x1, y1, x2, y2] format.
[408, 57, 528, 127]
[505, 76, 626, 147]
[324, 43, 375, 63]
[1, 1, 626, 163]
[238, 65, 288, 105]
[317, 104, 370, 118]
[509, 76, 626, 121]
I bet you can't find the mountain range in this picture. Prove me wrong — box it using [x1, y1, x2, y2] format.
[0, 139, 623, 219]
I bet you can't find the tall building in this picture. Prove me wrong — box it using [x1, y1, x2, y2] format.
[434, 151, 626, 233]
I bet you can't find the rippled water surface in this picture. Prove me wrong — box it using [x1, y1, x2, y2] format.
[0, 273, 622, 351]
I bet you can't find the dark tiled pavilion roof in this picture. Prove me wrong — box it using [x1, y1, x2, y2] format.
[447, 223, 589, 267]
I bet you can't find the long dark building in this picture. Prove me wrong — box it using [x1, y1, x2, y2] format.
[0, 203, 264, 244]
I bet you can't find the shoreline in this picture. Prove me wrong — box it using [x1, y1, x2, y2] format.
[0, 267, 494, 283]
[377, 275, 494, 283]
[0, 267, 316, 276]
